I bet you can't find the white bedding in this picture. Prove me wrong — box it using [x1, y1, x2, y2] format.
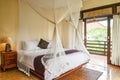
[43, 51, 90, 80]
[18, 49, 50, 70]
[18, 49, 90, 80]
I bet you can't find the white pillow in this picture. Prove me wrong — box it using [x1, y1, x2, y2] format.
[22, 40, 40, 50]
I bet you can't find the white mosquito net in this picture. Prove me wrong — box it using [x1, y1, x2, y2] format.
[18, 0, 89, 79]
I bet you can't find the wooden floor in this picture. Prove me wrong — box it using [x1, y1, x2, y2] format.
[0, 54, 120, 80]
[86, 54, 120, 80]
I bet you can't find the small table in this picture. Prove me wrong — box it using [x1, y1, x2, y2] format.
[1, 51, 17, 71]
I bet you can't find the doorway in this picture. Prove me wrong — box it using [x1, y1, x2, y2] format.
[84, 17, 112, 64]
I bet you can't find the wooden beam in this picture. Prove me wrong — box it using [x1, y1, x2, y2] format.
[107, 17, 111, 64]
[84, 19, 87, 47]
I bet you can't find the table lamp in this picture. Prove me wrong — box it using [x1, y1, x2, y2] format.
[3, 37, 12, 52]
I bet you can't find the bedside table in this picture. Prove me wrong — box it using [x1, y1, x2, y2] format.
[1, 51, 17, 71]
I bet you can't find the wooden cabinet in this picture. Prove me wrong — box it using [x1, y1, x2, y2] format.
[1, 51, 17, 71]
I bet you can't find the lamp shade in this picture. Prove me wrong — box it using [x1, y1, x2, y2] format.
[3, 37, 12, 43]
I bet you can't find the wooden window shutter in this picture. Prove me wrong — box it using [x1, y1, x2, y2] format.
[83, 8, 112, 19]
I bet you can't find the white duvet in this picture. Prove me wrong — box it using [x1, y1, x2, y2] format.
[43, 51, 90, 80]
[18, 49, 50, 70]
[18, 49, 90, 80]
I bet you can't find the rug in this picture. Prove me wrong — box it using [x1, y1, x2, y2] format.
[62, 67, 103, 80]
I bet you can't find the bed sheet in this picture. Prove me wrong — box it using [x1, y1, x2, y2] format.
[18, 49, 50, 70]
[44, 51, 90, 80]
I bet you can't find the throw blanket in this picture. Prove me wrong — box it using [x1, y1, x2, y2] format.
[33, 49, 80, 78]
[34, 55, 44, 77]
[65, 49, 79, 54]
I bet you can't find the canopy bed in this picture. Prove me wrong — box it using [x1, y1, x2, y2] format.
[17, 0, 90, 80]
[17, 39, 90, 80]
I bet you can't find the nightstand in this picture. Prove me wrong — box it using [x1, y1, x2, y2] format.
[1, 51, 17, 71]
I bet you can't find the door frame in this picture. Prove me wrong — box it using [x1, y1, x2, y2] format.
[83, 16, 112, 64]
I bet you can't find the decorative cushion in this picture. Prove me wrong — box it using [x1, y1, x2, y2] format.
[38, 39, 49, 49]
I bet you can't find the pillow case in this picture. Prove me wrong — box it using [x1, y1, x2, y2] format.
[22, 40, 40, 50]
[38, 39, 49, 49]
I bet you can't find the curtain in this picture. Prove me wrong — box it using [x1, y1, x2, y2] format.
[68, 13, 89, 55]
[111, 15, 120, 66]
[78, 20, 84, 40]
[69, 20, 84, 49]
[68, 21, 75, 49]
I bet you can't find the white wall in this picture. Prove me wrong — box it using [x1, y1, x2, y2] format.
[18, 0, 51, 49]
[0, 0, 18, 51]
[0, 0, 18, 65]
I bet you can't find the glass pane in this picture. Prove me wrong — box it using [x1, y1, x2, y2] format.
[87, 20, 107, 41]
[86, 18, 107, 55]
